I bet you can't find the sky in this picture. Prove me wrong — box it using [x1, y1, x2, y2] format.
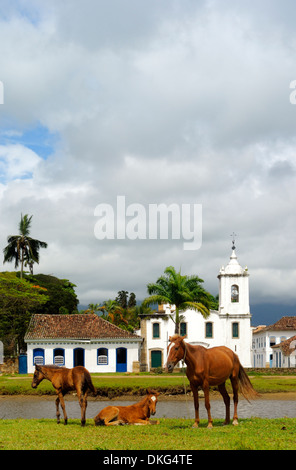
[1, 1, 296, 324]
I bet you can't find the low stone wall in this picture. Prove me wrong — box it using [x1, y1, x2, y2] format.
[0, 357, 19, 374]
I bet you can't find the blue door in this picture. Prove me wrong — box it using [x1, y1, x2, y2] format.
[116, 347, 127, 372]
[18, 354, 27, 374]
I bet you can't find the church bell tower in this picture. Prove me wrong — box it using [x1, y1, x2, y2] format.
[217, 235, 252, 367]
[218, 236, 250, 316]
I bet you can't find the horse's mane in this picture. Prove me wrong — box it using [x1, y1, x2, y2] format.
[41, 364, 66, 369]
[169, 334, 185, 342]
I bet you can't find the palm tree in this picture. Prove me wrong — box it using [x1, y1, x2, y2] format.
[143, 266, 211, 334]
[3, 214, 48, 278]
[84, 303, 104, 315]
[100, 299, 127, 326]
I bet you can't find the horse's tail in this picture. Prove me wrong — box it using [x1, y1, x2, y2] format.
[85, 371, 97, 397]
[238, 362, 259, 402]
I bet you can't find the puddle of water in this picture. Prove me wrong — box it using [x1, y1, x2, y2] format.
[0, 395, 295, 420]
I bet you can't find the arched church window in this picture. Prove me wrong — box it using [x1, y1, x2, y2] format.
[231, 284, 239, 303]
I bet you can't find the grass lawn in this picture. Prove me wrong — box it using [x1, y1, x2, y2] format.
[1, 373, 296, 451]
[1, 373, 296, 396]
[0, 417, 296, 450]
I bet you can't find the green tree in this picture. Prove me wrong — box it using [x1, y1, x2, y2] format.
[24, 273, 79, 314]
[143, 266, 211, 334]
[128, 292, 137, 309]
[3, 214, 48, 278]
[116, 290, 129, 309]
[0, 272, 49, 354]
[99, 293, 140, 332]
[116, 290, 137, 309]
[84, 303, 103, 314]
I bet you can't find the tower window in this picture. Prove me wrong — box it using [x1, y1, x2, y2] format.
[232, 322, 239, 338]
[205, 322, 213, 338]
[231, 285, 239, 303]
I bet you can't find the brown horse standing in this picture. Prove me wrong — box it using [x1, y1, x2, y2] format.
[166, 335, 258, 428]
[31, 364, 97, 426]
[94, 389, 159, 426]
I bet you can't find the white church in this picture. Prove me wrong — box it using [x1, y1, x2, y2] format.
[138, 244, 252, 370]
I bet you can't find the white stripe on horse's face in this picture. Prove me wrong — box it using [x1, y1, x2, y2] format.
[151, 396, 156, 402]
[167, 341, 174, 356]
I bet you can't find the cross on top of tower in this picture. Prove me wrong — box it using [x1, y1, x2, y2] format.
[230, 232, 237, 250]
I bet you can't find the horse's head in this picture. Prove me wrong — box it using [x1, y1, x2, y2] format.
[146, 389, 159, 416]
[31, 364, 45, 388]
[166, 335, 186, 373]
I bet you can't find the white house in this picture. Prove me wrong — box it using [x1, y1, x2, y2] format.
[138, 246, 253, 369]
[25, 314, 142, 374]
[252, 317, 296, 368]
[271, 335, 296, 368]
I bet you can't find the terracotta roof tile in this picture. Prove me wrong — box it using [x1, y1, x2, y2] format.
[254, 316, 296, 333]
[25, 314, 141, 341]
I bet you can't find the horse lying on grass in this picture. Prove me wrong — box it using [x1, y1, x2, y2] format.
[94, 389, 160, 426]
[31, 364, 97, 426]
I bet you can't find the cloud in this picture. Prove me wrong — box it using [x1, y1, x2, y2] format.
[0, 144, 41, 182]
[1, 1, 296, 313]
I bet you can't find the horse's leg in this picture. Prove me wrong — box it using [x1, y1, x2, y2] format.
[190, 384, 200, 428]
[218, 382, 231, 425]
[58, 392, 68, 425]
[55, 395, 61, 424]
[102, 407, 123, 426]
[80, 392, 88, 427]
[133, 419, 151, 425]
[76, 387, 87, 426]
[203, 382, 213, 429]
[230, 376, 239, 425]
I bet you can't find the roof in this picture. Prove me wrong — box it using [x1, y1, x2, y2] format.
[271, 335, 296, 356]
[218, 249, 248, 276]
[25, 314, 142, 341]
[253, 316, 296, 334]
[252, 325, 267, 334]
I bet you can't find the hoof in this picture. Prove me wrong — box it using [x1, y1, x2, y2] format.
[192, 422, 199, 429]
[232, 419, 239, 426]
[207, 423, 213, 429]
